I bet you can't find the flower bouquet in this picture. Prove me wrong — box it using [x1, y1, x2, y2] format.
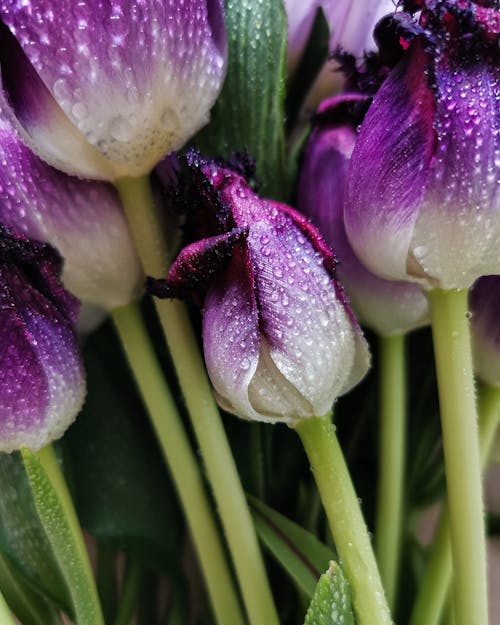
[0, 1, 498, 625]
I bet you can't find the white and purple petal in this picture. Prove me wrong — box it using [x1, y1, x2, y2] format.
[407, 59, 500, 289]
[0, 229, 85, 452]
[0, 114, 143, 310]
[344, 40, 437, 283]
[298, 97, 429, 336]
[205, 168, 370, 424]
[0, 1, 227, 179]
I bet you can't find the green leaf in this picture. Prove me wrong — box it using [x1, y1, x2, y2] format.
[304, 561, 355, 625]
[0, 553, 60, 625]
[248, 495, 335, 598]
[196, 0, 288, 199]
[0, 452, 70, 613]
[65, 320, 183, 575]
[22, 446, 105, 625]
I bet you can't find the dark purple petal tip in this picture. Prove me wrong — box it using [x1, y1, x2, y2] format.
[0, 226, 85, 451]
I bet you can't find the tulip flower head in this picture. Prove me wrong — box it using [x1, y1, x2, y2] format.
[0, 111, 143, 311]
[344, 0, 500, 291]
[470, 276, 500, 388]
[149, 155, 370, 425]
[0, 1, 227, 181]
[0, 226, 85, 452]
[298, 94, 429, 336]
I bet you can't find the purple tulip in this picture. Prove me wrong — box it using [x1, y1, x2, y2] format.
[0, 111, 143, 311]
[149, 156, 370, 425]
[344, 1, 500, 291]
[471, 276, 500, 388]
[298, 94, 429, 337]
[0, 1, 227, 181]
[0, 226, 85, 451]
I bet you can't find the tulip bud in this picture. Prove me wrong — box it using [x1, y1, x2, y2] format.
[149, 156, 370, 425]
[471, 276, 500, 388]
[344, 1, 500, 291]
[0, 113, 143, 311]
[0, 226, 85, 452]
[0, 1, 227, 181]
[298, 94, 429, 337]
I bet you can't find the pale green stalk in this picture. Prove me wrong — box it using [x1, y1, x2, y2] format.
[409, 383, 500, 625]
[22, 445, 105, 625]
[113, 563, 141, 625]
[111, 303, 244, 625]
[295, 415, 393, 625]
[428, 288, 488, 625]
[375, 334, 406, 609]
[116, 174, 279, 625]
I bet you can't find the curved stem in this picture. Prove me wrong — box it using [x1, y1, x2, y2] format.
[111, 303, 245, 625]
[116, 175, 280, 625]
[375, 334, 406, 609]
[428, 288, 488, 625]
[21, 445, 105, 625]
[295, 415, 393, 625]
[409, 382, 500, 625]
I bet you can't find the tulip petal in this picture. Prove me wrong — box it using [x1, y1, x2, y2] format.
[0, 118, 142, 309]
[0, 1, 227, 179]
[408, 60, 500, 289]
[203, 247, 262, 421]
[344, 40, 437, 282]
[0, 23, 115, 180]
[0, 230, 85, 452]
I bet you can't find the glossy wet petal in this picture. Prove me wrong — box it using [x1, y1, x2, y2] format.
[344, 41, 437, 282]
[0, 115, 143, 310]
[0, 1, 227, 179]
[0, 229, 85, 452]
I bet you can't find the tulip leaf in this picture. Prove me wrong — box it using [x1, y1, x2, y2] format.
[65, 319, 183, 576]
[248, 495, 335, 597]
[303, 561, 355, 625]
[196, 0, 288, 199]
[0, 553, 61, 625]
[0, 452, 71, 614]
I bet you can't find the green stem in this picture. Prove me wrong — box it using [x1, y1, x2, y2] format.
[113, 563, 141, 625]
[295, 415, 393, 625]
[21, 445, 105, 625]
[116, 176, 280, 625]
[0, 588, 16, 625]
[111, 303, 245, 625]
[428, 288, 488, 625]
[409, 383, 500, 625]
[375, 334, 406, 610]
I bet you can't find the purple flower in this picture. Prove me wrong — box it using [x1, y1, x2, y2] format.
[0, 110, 143, 312]
[344, 1, 500, 291]
[298, 95, 429, 337]
[0, 226, 85, 452]
[149, 158, 369, 425]
[0, 1, 227, 181]
[470, 276, 500, 388]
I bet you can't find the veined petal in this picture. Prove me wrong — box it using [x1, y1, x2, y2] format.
[345, 40, 436, 282]
[408, 60, 500, 289]
[0, 115, 143, 310]
[0, 1, 227, 179]
[298, 98, 429, 336]
[0, 229, 85, 452]
[203, 247, 263, 421]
